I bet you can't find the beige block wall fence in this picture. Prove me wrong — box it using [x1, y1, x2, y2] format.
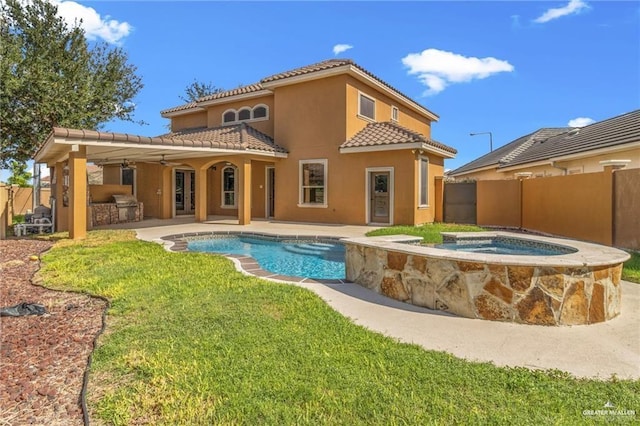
[475, 168, 639, 250]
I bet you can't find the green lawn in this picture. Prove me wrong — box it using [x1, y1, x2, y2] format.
[623, 251, 640, 283]
[37, 230, 639, 425]
[366, 222, 485, 243]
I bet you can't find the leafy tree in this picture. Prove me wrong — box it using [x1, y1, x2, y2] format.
[6, 160, 32, 187]
[0, 0, 143, 168]
[179, 80, 223, 103]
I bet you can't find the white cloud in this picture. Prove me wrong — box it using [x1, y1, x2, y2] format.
[333, 44, 353, 55]
[52, 0, 132, 44]
[533, 0, 589, 24]
[568, 117, 595, 127]
[402, 49, 514, 96]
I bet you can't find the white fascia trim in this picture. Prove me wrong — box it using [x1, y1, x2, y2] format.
[33, 134, 56, 162]
[197, 90, 273, 107]
[340, 142, 455, 158]
[161, 106, 206, 118]
[498, 141, 640, 173]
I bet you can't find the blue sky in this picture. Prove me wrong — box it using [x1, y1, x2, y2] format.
[4, 0, 639, 180]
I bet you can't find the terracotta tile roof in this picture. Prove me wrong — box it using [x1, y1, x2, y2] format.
[162, 59, 438, 120]
[448, 128, 570, 175]
[341, 121, 457, 155]
[197, 84, 265, 103]
[160, 101, 200, 115]
[260, 59, 352, 83]
[158, 123, 288, 154]
[41, 124, 287, 158]
[260, 59, 438, 120]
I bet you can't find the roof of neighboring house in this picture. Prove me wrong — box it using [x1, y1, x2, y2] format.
[158, 122, 288, 154]
[448, 128, 570, 176]
[449, 110, 640, 176]
[161, 59, 438, 120]
[503, 109, 640, 168]
[340, 121, 457, 157]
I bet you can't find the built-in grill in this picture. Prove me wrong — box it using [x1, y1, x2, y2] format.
[112, 194, 139, 222]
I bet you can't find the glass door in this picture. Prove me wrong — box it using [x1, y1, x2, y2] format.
[175, 170, 195, 215]
[370, 171, 390, 223]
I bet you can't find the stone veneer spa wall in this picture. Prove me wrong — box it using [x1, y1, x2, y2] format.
[343, 233, 629, 326]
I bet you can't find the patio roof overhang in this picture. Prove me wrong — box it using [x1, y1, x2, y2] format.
[34, 127, 288, 167]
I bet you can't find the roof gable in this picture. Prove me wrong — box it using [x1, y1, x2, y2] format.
[340, 121, 456, 157]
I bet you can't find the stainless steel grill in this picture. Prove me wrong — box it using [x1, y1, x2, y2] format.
[112, 194, 138, 221]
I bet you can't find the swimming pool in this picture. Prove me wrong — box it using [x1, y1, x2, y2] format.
[187, 235, 345, 280]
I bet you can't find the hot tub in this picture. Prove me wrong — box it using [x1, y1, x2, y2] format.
[342, 232, 630, 326]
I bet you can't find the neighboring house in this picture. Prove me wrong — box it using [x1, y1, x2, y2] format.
[448, 110, 640, 180]
[33, 59, 456, 238]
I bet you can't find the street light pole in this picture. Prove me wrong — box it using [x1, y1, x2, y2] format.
[470, 131, 493, 152]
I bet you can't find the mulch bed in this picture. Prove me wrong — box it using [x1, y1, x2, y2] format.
[0, 239, 107, 426]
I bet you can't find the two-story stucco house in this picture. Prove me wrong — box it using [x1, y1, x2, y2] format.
[34, 59, 457, 238]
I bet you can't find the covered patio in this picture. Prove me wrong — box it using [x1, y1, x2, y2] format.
[33, 126, 288, 239]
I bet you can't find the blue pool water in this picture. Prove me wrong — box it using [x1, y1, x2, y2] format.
[187, 236, 345, 279]
[435, 241, 566, 256]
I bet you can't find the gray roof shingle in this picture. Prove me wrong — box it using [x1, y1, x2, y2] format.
[504, 110, 640, 168]
[341, 121, 457, 155]
[449, 109, 640, 176]
[448, 128, 570, 175]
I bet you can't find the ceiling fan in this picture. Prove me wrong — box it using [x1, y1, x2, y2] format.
[158, 154, 180, 167]
[120, 159, 136, 169]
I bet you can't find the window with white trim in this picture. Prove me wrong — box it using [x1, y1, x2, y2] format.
[419, 157, 429, 206]
[221, 166, 236, 208]
[391, 106, 399, 122]
[253, 105, 267, 119]
[238, 108, 251, 121]
[358, 93, 375, 120]
[223, 110, 236, 123]
[299, 159, 327, 206]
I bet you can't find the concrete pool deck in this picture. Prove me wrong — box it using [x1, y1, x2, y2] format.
[129, 218, 640, 380]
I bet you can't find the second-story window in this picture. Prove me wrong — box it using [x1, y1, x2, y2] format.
[223, 110, 236, 124]
[253, 105, 267, 119]
[238, 108, 251, 121]
[391, 106, 399, 122]
[359, 93, 375, 121]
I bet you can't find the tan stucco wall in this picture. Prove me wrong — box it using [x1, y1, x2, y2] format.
[345, 75, 431, 139]
[477, 180, 521, 228]
[171, 111, 207, 132]
[89, 185, 132, 203]
[522, 171, 613, 245]
[614, 167, 640, 250]
[102, 165, 121, 185]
